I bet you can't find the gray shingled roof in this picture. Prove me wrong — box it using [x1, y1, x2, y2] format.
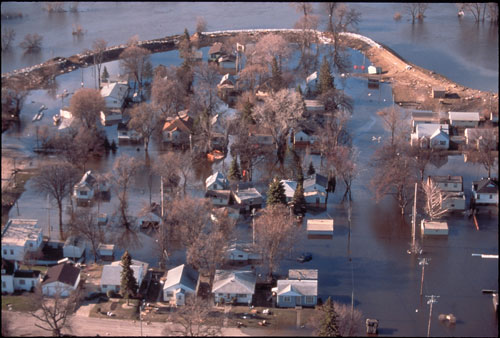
[212, 270, 256, 294]
[473, 178, 498, 194]
[304, 173, 328, 190]
[163, 264, 199, 291]
[42, 263, 80, 287]
[276, 279, 318, 296]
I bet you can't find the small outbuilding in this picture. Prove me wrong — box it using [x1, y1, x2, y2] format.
[307, 219, 334, 236]
[421, 220, 448, 236]
[368, 65, 382, 75]
[432, 87, 446, 99]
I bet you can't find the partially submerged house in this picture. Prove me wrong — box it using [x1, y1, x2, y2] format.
[448, 112, 480, 129]
[117, 120, 141, 143]
[100, 81, 129, 110]
[100, 259, 149, 294]
[97, 243, 115, 262]
[205, 190, 232, 207]
[280, 179, 298, 204]
[205, 171, 229, 191]
[472, 178, 498, 206]
[162, 264, 199, 306]
[248, 125, 274, 146]
[217, 73, 239, 104]
[212, 270, 256, 305]
[421, 220, 448, 236]
[73, 170, 110, 203]
[225, 243, 262, 265]
[1, 219, 43, 262]
[42, 262, 81, 297]
[63, 236, 86, 260]
[274, 269, 318, 308]
[303, 174, 328, 208]
[162, 111, 194, 147]
[232, 186, 263, 213]
[410, 124, 449, 149]
[427, 175, 466, 211]
[293, 128, 315, 148]
[208, 42, 225, 62]
[218, 54, 237, 70]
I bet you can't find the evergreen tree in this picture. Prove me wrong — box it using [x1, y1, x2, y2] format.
[183, 28, 190, 41]
[270, 56, 283, 92]
[120, 251, 138, 305]
[318, 297, 340, 337]
[327, 174, 336, 194]
[228, 157, 242, 181]
[307, 161, 316, 176]
[319, 55, 335, 95]
[292, 182, 307, 215]
[267, 177, 287, 206]
[101, 66, 109, 84]
[241, 100, 255, 125]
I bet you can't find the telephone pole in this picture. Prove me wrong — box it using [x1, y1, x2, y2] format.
[425, 295, 439, 337]
[418, 258, 430, 296]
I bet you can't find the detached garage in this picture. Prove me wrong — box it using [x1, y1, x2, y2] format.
[421, 220, 448, 236]
[307, 219, 334, 237]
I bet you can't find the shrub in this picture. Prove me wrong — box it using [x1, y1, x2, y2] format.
[106, 289, 116, 298]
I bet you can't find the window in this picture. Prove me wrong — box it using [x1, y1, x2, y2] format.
[477, 195, 480, 199]
[283, 296, 291, 302]
[218, 293, 224, 297]
[2, 249, 6, 255]
[2, 281, 5, 288]
[444, 183, 448, 187]
[10, 249, 14, 255]
[19, 279, 25, 285]
[440, 141, 446, 145]
[237, 294, 247, 298]
[305, 296, 314, 304]
[29, 243, 33, 248]
[80, 190, 87, 196]
[167, 291, 173, 297]
[237, 255, 244, 258]
[489, 194, 493, 199]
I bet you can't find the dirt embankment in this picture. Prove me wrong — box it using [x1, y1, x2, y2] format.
[338, 33, 498, 114]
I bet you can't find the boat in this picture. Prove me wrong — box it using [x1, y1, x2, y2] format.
[39, 104, 47, 112]
[36, 111, 44, 121]
[207, 150, 224, 162]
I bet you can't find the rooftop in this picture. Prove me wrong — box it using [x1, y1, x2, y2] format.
[276, 279, 318, 296]
[212, 270, 256, 294]
[2, 219, 41, 247]
[415, 123, 449, 137]
[307, 219, 334, 232]
[448, 111, 480, 121]
[234, 187, 262, 202]
[42, 263, 80, 286]
[428, 175, 463, 184]
[163, 264, 199, 291]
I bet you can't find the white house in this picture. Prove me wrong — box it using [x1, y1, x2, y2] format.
[293, 129, 314, 147]
[307, 219, 334, 236]
[305, 71, 318, 94]
[421, 220, 448, 236]
[225, 243, 262, 264]
[303, 174, 328, 207]
[100, 81, 128, 110]
[1, 219, 43, 262]
[367, 65, 382, 74]
[275, 279, 318, 308]
[14, 270, 42, 292]
[73, 170, 109, 202]
[97, 244, 115, 261]
[280, 180, 298, 204]
[410, 123, 449, 149]
[441, 192, 466, 211]
[162, 264, 199, 306]
[117, 121, 141, 142]
[205, 190, 232, 206]
[1, 259, 16, 294]
[100, 110, 122, 126]
[205, 171, 229, 191]
[427, 176, 463, 193]
[472, 178, 498, 205]
[411, 110, 441, 131]
[63, 236, 86, 260]
[42, 262, 81, 297]
[100, 259, 148, 294]
[448, 112, 480, 128]
[212, 270, 256, 305]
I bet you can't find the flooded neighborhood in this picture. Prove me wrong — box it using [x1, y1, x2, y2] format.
[1, 2, 498, 337]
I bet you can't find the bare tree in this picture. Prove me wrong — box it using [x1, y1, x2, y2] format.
[464, 128, 499, 178]
[155, 151, 193, 196]
[30, 285, 81, 337]
[2, 80, 28, 119]
[92, 38, 107, 89]
[119, 44, 151, 98]
[68, 208, 104, 263]
[111, 154, 140, 229]
[253, 88, 305, 165]
[153, 152, 182, 199]
[487, 2, 498, 24]
[43, 2, 65, 13]
[376, 106, 410, 146]
[409, 146, 434, 181]
[19, 33, 43, 53]
[128, 102, 160, 152]
[404, 3, 429, 23]
[32, 161, 79, 240]
[254, 205, 302, 278]
[252, 34, 292, 73]
[163, 295, 222, 337]
[463, 3, 488, 22]
[422, 179, 450, 220]
[331, 145, 359, 201]
[69, 88, 106, 129]
[196, 16, 207, 34]
[151, 65, 187, 118]
[1, 28, 16, 51]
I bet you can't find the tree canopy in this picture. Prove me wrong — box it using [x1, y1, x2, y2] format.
[120, 250, 138, 305]
[267, 177, 287, 206]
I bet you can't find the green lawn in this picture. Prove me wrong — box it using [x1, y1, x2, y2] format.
[89, 298, 139, 320]
[2, 294, 40, 312]
[19, 265, 48, 274]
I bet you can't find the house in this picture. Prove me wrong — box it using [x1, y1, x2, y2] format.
[275, 279, 318, 308]
[217, 73, 238, 103]
[472, 178, 498, 205]
[73, 170, 110, 202]
[305, 71, 318, 95]
[432, 87, 446, 99]
[218, 54, 236, 70]
[1, 219, 43, 262]
[211, 113, 226, 135]
[410, 124, 449, 149]
[448, 112, 480, 128]
[421, 220, 448, 236]
[427, 176, 463, 193]
[304, 99, 325, 113]
[42, 262, 81, 297]
[225, 243, 262, 264]
[100, 81, 129, 110]
[218, 205, 241, 220]
[367, 65, 382, 75]
[162, 112, 194, 146]
[205, 190, 232, 206]
[208, 42, 225, 62]
[212, 270, 256, 305]
[307, 219, 334, 236]
[100, 109, 122, 126]
[117, 121, 141, 143]
[465, 128, 498, 150]
[137, 203, 162, 229]
[280, 180, 298, 204]
[490, 111, 498, 124]
[248, 126, 274, 146]
[97, 243, 115, 262]
[411, 110, 441, 131]
[14, 269, 42, 292]
[206, 171, 229, 191]
[162, 264, 199, 306]
[293, 129, 314, 147]
[232, 186, 263, 212]
[303, 174, 328, 207]
[2, 259, 42, 294]
[63, 236, 86, 260]
[100, 259, 149, 294]
[441, 192, 466, 211]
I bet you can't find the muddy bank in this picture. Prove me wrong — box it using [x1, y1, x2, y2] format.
[2, 29, 497, 114]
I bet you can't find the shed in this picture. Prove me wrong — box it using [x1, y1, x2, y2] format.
[97, 243, 115, 261]
[307, 219, 334, 236]
[63, 236, 86, 260]
[432, 87, 446, 99]
[368, 65, 382, 74]
[421, 220, 448, 236]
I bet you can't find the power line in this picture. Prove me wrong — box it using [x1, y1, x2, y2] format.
[425, 295, 439, 337]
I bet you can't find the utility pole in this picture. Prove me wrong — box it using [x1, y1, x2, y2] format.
[425, 295, 439, 337]
[251, 208, 256, 246]
[418, 258, 430, 296]
[160, 176, 164, 218]
[408, 182, 420, 255]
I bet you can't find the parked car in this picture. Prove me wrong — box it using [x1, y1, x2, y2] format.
[297, 252, 312, 263]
